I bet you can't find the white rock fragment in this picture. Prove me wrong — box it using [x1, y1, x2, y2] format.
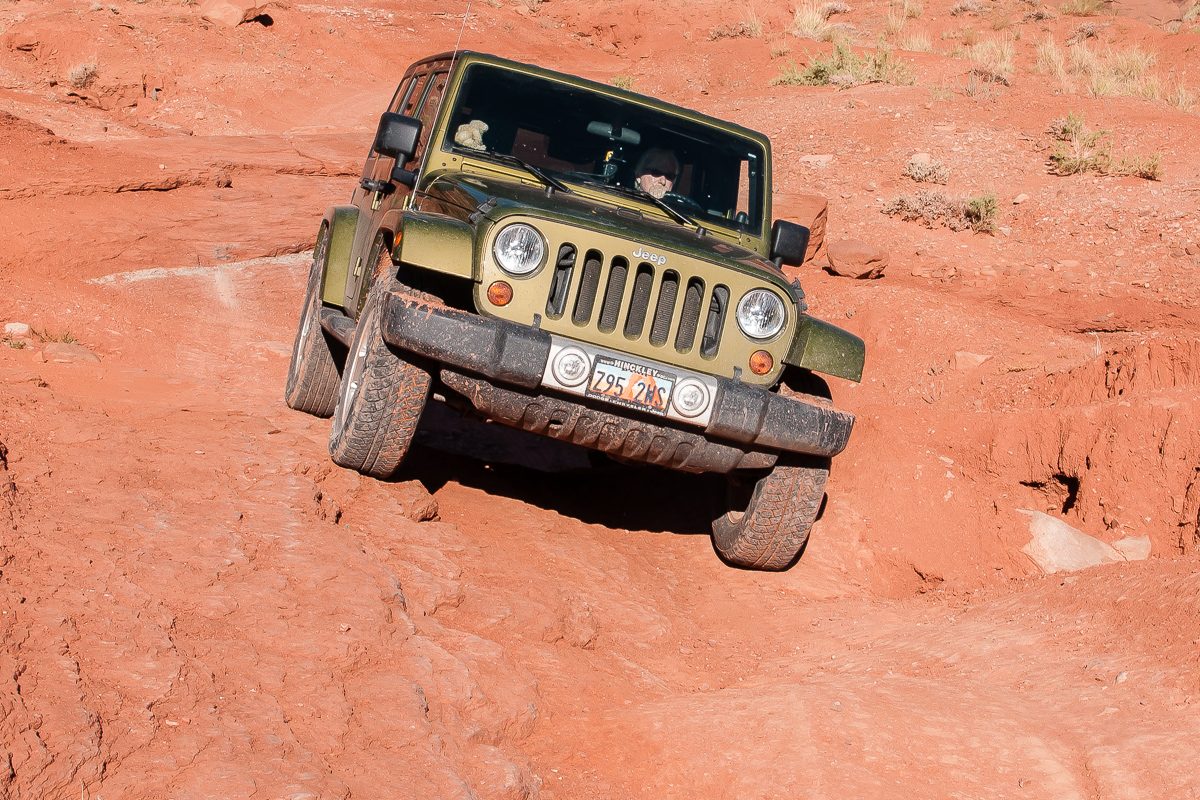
[1111, 535, 1151, 561]
[1018, 509, 1123, 574]
[4, 322, 31, 338]
[951, 351, 991, 370]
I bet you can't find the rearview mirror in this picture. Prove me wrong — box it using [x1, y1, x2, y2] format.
[586, 121, 641, 145]
[770, 219, 811, 268]
[373, 112, 423, 162]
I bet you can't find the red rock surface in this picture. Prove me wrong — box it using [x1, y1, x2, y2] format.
[2, 0, 1200, 797]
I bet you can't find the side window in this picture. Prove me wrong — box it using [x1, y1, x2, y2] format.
[402, 73, 429, 116]
[407, 70, 449, 168]
[387, 76, 416, 114]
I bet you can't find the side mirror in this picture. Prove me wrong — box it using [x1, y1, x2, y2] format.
[373, 112, 423, 162]
[770, 219, 811, 268]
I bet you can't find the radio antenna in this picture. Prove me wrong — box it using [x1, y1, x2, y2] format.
[447, 0, 472, 76]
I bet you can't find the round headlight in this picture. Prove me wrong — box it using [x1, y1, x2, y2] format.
[735, 289, 786, 340]
[493, 223, 545, 276]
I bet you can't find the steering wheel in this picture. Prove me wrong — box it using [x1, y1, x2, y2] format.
[663, 192, 703, 213]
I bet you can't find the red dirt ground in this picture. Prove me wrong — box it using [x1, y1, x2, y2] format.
[2, 0, 1199, 796]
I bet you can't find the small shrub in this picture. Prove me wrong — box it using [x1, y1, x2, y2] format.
[903, 157, 950, 183]
[1060, 0, 1105, 16]
[885, 7, 907, 35]
[905, 0, 924, 19]
[960, 69, 1007, 98]
[32, 327, 79, 344]
[1065, 21, 1101, 43]
[965, 191, 998, 232]
[951, 0, 982, 16]
[1112, 154, 1161, 180]
[882, 190, 997, 232]
[1025, 6, 1057, 20]
[2, 335, 26, 350]
[67, 61, 99, 89]
[928, 84, 954, 100]
[611, 74, 635, 90]
[819, 1, 852, 18]
[1046, 111, 1161, 180]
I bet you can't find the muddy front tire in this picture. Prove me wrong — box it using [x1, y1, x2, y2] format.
[711, 456, 830, 571]
[328, 272, 432, 479]
[285, 223, 342, 417]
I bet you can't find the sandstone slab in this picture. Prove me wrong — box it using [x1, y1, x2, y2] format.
[827, 238, 888, 279]
[44, 342, 100, 363]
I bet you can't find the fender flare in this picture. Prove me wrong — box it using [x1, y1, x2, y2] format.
[320, 205, 361, 306]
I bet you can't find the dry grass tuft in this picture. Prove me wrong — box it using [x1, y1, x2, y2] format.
[611, 74, 636, 90]
[1072, 42, 1160, 98]
[1035, 32, 1070, 85]
[904, 0, 924, 18]
[951, 0, 983, 15]
[899, 30, 933, 51]
[903, 157, 951, 183]
[771, 42, 915, 87]
[885, 7, 908, 35]
[712, 8, 764, 39]
[1025, 6, 1057, 20]
[791, 1, 834, 39]
[1169, 80, 1195, 111]
[882, 190, 997, 232]
[67, 61, 99, 89]
[1059, 0, 1106, 16]
[970, 33, 1015, 76]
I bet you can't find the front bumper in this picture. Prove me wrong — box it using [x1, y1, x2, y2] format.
[379, 290, 855, 470]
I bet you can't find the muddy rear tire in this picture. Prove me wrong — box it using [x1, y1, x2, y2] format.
[328, 252, 432, 479]
[711, 456, 830, 571]
[285, 223, 341, 417]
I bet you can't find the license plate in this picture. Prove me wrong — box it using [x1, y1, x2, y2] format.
[585, 355, 674, 415]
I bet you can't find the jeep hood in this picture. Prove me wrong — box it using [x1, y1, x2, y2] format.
[418, 171, 789, 287]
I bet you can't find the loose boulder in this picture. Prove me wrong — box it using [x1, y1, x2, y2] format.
[199, 0, 273, 26]
[776, 192, 828, 265]
[44, 342, 100, 363]
[1019, 509, 1125, 573]
[827, 238, 888, 279]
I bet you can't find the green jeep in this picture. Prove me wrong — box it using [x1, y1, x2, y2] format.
[285, 51, 864, 570]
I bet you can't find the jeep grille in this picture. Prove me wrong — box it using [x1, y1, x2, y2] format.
[545, 243, 726, 357]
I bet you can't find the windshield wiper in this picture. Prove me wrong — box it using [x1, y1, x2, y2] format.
[456, 147, 573, 194]
[579, 180, 694, 227]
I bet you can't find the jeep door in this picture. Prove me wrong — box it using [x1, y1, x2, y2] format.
[342, 62, 450, 317]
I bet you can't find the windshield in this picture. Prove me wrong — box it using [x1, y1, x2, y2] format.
[440, 63, 767, 234]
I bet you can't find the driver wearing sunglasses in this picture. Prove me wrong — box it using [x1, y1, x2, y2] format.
[634, 147, 680, 200]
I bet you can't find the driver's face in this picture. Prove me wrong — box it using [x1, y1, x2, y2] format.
[637, 163, 677, 199]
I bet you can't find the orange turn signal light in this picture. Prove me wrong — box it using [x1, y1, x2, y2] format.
[749, 350, 774, 375]
[487, 281, 513, 306]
